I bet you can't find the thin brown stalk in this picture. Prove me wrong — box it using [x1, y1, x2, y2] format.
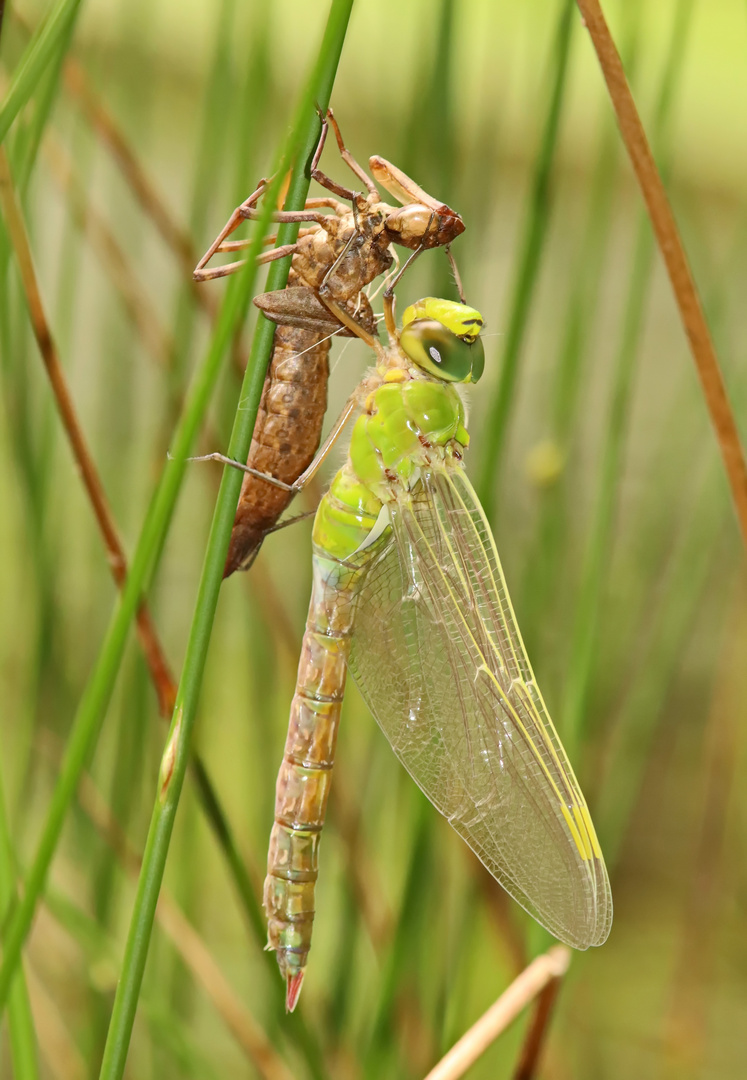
[422, 946, 571, 1080]
[0, 146, 176, 718]
[511, 962, 565, 1080]
[575, 0, 747, 549]
[10, 8, 257, 387]
[474, 862, 528, 975]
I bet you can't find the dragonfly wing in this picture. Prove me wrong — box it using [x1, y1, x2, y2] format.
[348, 466, 612, 949]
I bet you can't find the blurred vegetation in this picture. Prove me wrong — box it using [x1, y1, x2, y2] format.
[1, 0, 746, 1077]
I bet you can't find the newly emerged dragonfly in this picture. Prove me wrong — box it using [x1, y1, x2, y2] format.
[194, 110, 465, 574]
[253, 294, 613, 1010]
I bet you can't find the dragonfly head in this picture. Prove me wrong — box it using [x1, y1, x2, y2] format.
[399, 298, 485, 383]
[383, 203, 465, 249]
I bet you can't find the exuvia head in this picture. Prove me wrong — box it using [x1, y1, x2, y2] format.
[368, 156, 465, 250]
[399, 297, 485, 384]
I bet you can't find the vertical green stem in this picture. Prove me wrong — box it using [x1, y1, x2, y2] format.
[96, 3, 354, 1077]
[477, 0, 574, 519]
[0, 0, 83, 146]
[562, 0, 695, 751]
[0, 767, 39, 1080]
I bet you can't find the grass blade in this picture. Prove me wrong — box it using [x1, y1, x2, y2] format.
[477, 0, 574, 518]
[562, 0, 694, 749]
[0, 0, 82, 146]
[96, 3, 355, 1076]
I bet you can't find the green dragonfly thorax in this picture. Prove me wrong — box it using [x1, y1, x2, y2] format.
[312, 300, 482, 562]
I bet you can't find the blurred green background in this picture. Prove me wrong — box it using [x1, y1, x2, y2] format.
[1, 0, 746, 1076]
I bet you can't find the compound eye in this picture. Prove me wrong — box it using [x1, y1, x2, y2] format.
[400, 319, 482, 383]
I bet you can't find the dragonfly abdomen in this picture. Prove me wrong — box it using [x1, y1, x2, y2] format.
[264, 547, 370, 1012]
[224, 323, 329, 575]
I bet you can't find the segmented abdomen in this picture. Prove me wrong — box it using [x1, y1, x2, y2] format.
[263, 551, 366, 1007]
[223, 323, 328, 576]
[263, 462, 381, 1008]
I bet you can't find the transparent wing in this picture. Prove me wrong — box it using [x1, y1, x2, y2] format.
[348, 466, 612, 949]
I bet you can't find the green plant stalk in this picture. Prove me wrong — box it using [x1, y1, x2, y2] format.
[598, 466, 729, 866]
[516, 0, 645, 658]
[163, 8, 240, 1019]
[169, 0, 239, 393]
[6, 2, 307, 1054]
[517, 111, 621, 660]
[0, 0, 345, 1016]
[561, 0, 694, 751]
[561, 220, 654, 747]
[594, 217, 742, 861]
[477, 0, 574, 519]
[0, 0, 83, 146]
[12, 2, 79, 193]
[0, 766, 39, 1080]
[96, 4, 354, 1077]
[364, 790, 433, 1078]
[42, 885, 218, 1080]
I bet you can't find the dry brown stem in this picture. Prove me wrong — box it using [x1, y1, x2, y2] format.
[0, 147, 176, 717]
[422, 946, 571, 1080]
[575, 0, 747, 549]
[511, 957, 565, 1079]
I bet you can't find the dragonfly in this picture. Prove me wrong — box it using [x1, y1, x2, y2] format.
[255, 292, 614, 1011]
[194, 109, 465, 575]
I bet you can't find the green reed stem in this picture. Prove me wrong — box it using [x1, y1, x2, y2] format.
[0, 766, 39, 1080]
[477, 0, 574, 520]
[0, 0, 348, 1029]
[96, 3, 354, 1077]
[562, 0, 695, 752]
[0, 0, 82, 146]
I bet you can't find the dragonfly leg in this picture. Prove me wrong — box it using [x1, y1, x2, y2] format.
[317, 289, 379, 350]
[198, 243, 301, 282]
[219, 225, 317, 254]
[183, 453, 295, 491]
[182, 394, 358, 497]
[290, 391, 360, 491]
[307, 110, 362, 204]
[325, 108, 380, 198]
[304, 196, 350, 214]
[313, 213, 384, 350]
[194, 176, 330, 281]
[238, 206, 330, 228]
[446, 244, 467, 304]
[194, 204, 251, 281]
[264, 509, 317, 536]
[382, 241, 430, 342]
